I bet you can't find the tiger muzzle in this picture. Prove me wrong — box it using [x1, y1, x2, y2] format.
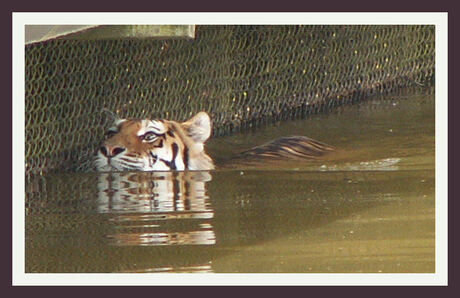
[100, 145, 126, 158]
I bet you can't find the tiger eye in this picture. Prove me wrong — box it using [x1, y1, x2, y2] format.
[141, 132, 157, 142]
[105, 130, 117, 139]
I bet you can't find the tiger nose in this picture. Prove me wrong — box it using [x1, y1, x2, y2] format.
[100, 144, 126, 157]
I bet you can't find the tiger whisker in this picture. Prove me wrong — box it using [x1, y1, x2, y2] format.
[118, 163, 142, 171]
[119, 157, 143, 164]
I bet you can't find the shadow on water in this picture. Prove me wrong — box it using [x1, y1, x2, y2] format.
[25, 87, 435, 273]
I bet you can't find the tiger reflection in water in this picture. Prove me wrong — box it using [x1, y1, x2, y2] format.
[97, 171, 215, 247]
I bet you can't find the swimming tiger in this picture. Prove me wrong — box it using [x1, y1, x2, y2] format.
[95, 111, 334, 172]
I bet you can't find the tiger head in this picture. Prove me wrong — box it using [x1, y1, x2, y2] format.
[95, 112, 215, 172]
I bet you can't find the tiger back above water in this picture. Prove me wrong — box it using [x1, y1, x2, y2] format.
[95, 111, 334, 172]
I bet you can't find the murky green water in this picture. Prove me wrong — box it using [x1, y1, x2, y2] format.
[25, 87, 435, 273]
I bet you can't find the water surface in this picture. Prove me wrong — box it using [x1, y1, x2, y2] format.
[25, 87, 435, 273]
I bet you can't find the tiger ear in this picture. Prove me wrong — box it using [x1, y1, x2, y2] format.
[182, 112, 212, 144]
[102, 108, 122, 124]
